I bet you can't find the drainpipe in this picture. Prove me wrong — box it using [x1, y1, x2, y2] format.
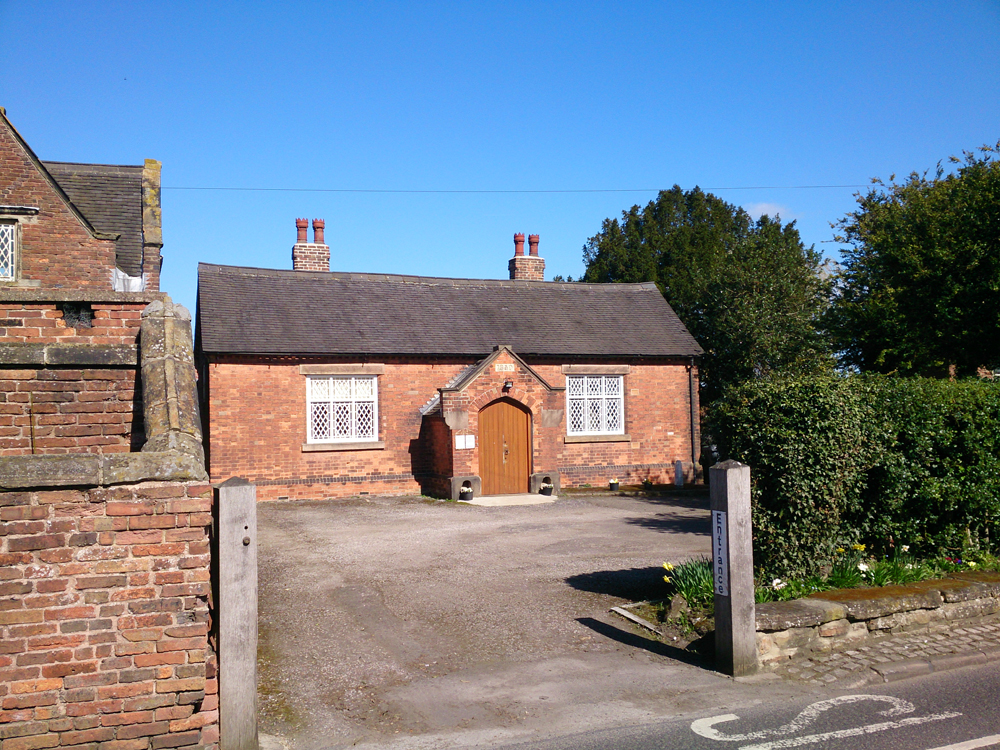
[688, 357, 698, 470]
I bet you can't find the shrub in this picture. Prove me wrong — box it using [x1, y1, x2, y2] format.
[709, 375, 1000, 579]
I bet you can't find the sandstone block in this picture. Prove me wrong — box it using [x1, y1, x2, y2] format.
[811, 584, 943, 620]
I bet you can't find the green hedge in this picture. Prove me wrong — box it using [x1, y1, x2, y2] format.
[708, 375, 1000, 579]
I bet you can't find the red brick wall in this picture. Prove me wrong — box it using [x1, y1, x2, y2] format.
[0, 368, 139, 455]
[533, 362, 700, 486]
[0, 125, 118, 291]
[0, 303, 146, 456]
[141, 255, 160, 298]
[0, 481, 218, 750]
[0, 304, 144, 346]
[206, 353, 699, 500]
[205, 357, 470, 501]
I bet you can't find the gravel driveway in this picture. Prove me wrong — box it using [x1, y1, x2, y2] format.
[255, 491, 807, 749]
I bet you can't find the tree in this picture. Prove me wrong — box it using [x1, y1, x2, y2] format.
[828, 143, 1000, 376]
[582, 186, 831, 403]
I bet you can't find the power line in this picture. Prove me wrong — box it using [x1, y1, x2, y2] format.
[160, 184, 868, 194]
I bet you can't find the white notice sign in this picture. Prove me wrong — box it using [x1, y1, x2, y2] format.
[712, 510, 729, 596]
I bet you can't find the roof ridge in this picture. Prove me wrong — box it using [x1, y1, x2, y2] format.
[197, 262, 658, 291]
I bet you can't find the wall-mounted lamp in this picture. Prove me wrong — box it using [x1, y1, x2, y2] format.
[503, 379, 514, 391]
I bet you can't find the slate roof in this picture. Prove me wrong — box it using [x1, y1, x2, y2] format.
[43, 161, 145, 277]
[197, 263, 704, 359]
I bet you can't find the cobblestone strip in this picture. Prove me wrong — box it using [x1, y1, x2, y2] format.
[771, 620, 1000, 686]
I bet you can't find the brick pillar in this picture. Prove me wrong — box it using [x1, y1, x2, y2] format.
[292, 218, 330, 272]
[509, 233, 545, 280]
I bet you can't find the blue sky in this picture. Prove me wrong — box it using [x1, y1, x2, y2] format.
[3, 1, 999, 314]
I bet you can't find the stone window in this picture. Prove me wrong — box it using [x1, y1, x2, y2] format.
[0, 222, 17, 281]
[306, 375, 378, 443]
[566, 375, 624, 435]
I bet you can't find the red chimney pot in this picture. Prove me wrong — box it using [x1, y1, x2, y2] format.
[513, 233, 525, 257]
[295, 218, 308, 243]
[312, 218, 325, 245]
[528, 234, 539, 257]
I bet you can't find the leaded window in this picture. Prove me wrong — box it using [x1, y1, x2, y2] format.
[307, 376, 378, 443]
[0, 223, 16, 282]
[566, 375, 624, 435]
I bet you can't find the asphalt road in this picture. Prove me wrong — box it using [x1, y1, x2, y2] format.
[256, 491, 824, 749]
[489, 661, 1000, 750]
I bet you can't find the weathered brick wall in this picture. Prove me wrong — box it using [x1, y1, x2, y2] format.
[0, 368, 139, 455]
[205, 353, 700, 500]
[0, 302, 148, 456]
[0, 481, 218, 750]
[0, 125, 117, 291]
[0, 304, 144, 347]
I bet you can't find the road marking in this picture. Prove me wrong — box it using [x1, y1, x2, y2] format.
[691, 694, 963, 749]
[925, 736, 1000, 750]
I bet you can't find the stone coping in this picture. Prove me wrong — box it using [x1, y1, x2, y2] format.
[757, 572, 1000, 631]
[0, 342, 136, 366]
[0, 451, 207, 489]
[0, 289, 165, 303]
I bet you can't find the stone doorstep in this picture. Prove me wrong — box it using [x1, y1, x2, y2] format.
[460, 493, 555, 506]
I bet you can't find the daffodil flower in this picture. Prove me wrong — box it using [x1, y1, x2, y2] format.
[853, 543, 866, 552]
[663, 562, 675, 572]
[663, 575, 672, 583]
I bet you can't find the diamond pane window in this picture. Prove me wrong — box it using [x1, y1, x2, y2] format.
[310, 403, 331, 441]
[307, 375, 379, 443]
[566, 374, 625, 436]
[310, 378, 330, 400]
[0, 224, 15, 282]
[569, 399, 585, 432]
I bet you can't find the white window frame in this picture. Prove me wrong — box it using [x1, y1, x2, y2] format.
[566, 375, 625, 436]
[306, 375, 379, 444]
[0, 222, 17, 282]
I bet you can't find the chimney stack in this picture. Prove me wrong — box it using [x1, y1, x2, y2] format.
[292, 217, 330, 272]
[509, 233, 545, 280]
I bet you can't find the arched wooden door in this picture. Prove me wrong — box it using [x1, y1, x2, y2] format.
[479, 398, 531, 495]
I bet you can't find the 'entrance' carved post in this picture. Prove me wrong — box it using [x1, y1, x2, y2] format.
[710, 460, 756, 676]
[217, 478, 259, 750]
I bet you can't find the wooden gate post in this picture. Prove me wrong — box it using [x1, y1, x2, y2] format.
[216, 478, 258, 750]
[709, 460, 756, 677]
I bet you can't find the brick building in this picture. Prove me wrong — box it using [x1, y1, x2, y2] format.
[0, 107, 168, 455]
[0, 110, 218, 750]
[197, 221, 703, 501]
